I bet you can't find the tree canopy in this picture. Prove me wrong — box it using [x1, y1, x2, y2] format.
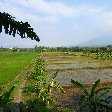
[0, 12, 40, 41]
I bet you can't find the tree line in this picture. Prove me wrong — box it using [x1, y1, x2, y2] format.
[1, 45, 112, 59]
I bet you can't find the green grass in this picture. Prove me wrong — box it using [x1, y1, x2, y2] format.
[0, 52, 37, 85]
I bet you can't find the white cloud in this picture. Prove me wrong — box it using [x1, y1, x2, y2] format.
[0, 0, 62, 23]
[72, 5, 112, 30]
[9, 0, 75, 17]
[1, 0, 112, 47]
[1, 0, 112, 29]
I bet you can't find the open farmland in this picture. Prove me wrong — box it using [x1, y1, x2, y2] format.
[0, 52, 37, 85]
[43, 52, 112, 85]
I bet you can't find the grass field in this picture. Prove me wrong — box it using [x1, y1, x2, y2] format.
[1, 51, 112, 86]
[0, 52, 37, 85]
[42, 52, 112, 85]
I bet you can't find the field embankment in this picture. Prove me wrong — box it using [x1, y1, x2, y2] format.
[43, 52, 112, 85]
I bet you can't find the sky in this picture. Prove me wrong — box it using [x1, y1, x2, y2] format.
[0, 0, 112, 47]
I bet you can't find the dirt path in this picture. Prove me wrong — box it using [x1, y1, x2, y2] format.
[14, 80, 26, 103]
[8, 60, 35, 112]
[8, 70, 28, 112]
[9, 80, 26, 112]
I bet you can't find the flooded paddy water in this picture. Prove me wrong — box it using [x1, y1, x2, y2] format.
[43, 52, 112, 86]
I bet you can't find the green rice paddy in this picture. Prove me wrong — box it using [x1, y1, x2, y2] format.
[0, 52, 37, 85]
[1, 51, 112, 86]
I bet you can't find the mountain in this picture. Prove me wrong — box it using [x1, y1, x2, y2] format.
[79, 34, 112, 47]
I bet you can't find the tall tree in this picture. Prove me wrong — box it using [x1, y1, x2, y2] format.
[0, 12, 40, 41]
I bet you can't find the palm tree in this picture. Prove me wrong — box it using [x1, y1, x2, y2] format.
[0, 12, 40, 41]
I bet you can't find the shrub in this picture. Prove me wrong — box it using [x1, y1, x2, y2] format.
[25, 54, 64, 111]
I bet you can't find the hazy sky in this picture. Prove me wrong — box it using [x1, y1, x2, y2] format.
[0, 0, 112, 47]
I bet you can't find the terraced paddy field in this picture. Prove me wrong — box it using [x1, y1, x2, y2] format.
[0, 52, 37, 86]
[42, 52, 112, 85]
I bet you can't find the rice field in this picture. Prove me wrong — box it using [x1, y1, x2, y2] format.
[42, 52, 112, 85]
[1, 51, 112, 86]
[0, 52, 37, 85]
